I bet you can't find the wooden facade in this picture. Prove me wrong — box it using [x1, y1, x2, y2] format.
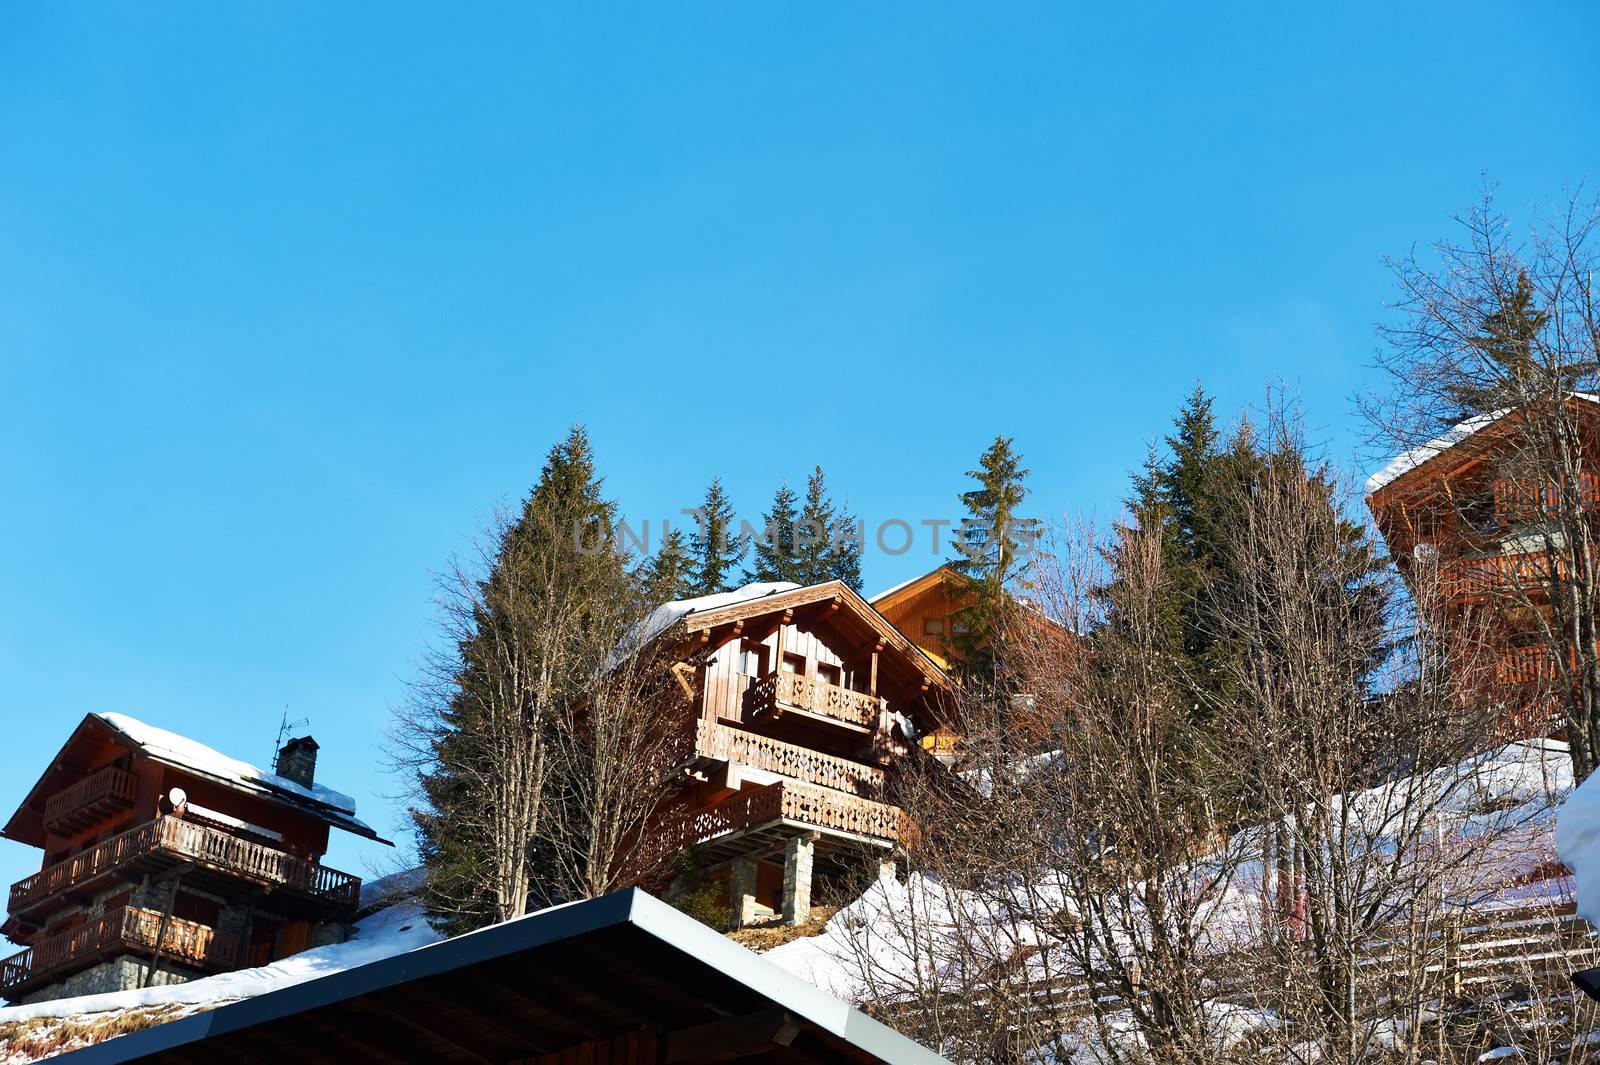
[0, 715, 379, 1002]
[1368, 396, 1600, 730]
[629, 581, 951, 928]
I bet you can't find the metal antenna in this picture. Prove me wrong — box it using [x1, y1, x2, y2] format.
[273, 706, 310, 763]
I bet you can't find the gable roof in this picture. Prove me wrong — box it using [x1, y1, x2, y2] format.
[2, 713, 388, 847]
[1366, 393, 1600, 497]
[52, 889, 950, 1065]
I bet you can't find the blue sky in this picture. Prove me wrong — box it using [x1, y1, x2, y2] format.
[1, 4, 1596, 887]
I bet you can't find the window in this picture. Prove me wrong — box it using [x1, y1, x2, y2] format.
[782, 653, 805, 674]
[816, 662, 841, 686]
[737, 641, 767, 678]
[922, 617, 946, 636]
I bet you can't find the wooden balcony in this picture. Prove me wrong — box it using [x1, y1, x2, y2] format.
[684, 779, 903, 858]
[0, 905, 238, 998]
[1442, 551, 1564, 599]
[1497, 645, 1561, 686]
[693, 721, 884, 797]
[1494, 471, 1600, 523]
[8, 816, 360, 921]
[42, 766, 137, 837]
[743, 672, 882, 732]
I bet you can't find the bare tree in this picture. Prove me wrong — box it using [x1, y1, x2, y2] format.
[1363, 184, 1600, 779]
[537, 628, 695, 903]
[1213, 406, 1554, 1064]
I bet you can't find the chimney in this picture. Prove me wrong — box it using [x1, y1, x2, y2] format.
[274, 736, 319, 788]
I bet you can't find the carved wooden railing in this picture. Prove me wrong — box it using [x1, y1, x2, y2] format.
[686, 779, 903, 846]
[694, 720, 884, 796]
[9, 816, 360, 913]
[1494, 471, 1600, 522]
[743, 671, 882, 729]
[0, 906, 239, 993]
[42, 766, 137, 835]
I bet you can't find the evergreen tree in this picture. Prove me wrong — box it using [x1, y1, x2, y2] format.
[745, 481, 801, 584]
[412, 425, 627, 933]
[948, 436, 1042, 675]
[827, 496, 864, 592]
[1442, 271, 1595, 422]
[688, 478, 742, 595]
[792, 467, 838, 586]
[640, 527, 696, 604]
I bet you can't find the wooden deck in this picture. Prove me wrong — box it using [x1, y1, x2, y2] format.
[0, 905, 238, 996]
[8, 815, 360, 920]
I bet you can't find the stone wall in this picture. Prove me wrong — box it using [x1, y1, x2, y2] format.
[20, 957, 195, 1005]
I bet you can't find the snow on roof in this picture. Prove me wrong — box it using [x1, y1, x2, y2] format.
[607, 581, 800, 668]
[866, 566, 950, 605]
[95, 712, 367, 829]
[1365, 393, 1600, 495]
[0, 902, 441, 1027]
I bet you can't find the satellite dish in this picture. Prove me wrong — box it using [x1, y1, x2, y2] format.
[167, 787, 188, 808]
[1414, 542, 1439, 563]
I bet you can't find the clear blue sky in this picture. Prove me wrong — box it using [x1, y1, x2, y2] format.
[1, 4, 1596, 888]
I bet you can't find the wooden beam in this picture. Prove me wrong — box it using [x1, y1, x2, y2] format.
[664, 1009, 802, 1064]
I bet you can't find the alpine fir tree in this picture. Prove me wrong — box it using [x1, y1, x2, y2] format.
[948, 436, 1042, 675]
[640, 527, 695, 604]
[688, 478, 743, 595]
[745, 481, 801, 584]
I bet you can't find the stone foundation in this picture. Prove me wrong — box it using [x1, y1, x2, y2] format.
[20, 956, 197, 1005]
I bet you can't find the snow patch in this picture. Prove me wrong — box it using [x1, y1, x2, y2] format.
[97, 712, 364, 822]
[608, 582, 800, 667]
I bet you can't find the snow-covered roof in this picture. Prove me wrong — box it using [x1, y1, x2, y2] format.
[93, 712, 379, 840]
[1365, 393, 1600, 495]
[18, 891, 950, 1065]
[608, 581, 800, 667]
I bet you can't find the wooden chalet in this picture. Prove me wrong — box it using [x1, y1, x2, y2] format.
[1, 713, 387, 1004]
[1367, 394, 1600, 720]
[628, 580, 951, 929]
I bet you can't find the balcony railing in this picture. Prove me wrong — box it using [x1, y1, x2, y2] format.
[1442, 552, 1565, 598]
[42, 766, 138, 836]
[0, 905, 238, 994]
[1497, 645, 1561, 686]
[1494, 471, 1600, 523]
[9, 816, 360, 916]
[694, 721, 885, 796]
[743, 672, 882, 730]
[686, 779, 903, 847]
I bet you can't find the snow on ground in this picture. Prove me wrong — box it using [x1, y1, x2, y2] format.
[0, 902, 441, 1026]
[98, 712, 366, 823]
[1557, 753, 1600, 926]
[767, 738, 1576, 1007]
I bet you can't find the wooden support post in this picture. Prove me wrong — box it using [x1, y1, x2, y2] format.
[781, 835, 814, 927]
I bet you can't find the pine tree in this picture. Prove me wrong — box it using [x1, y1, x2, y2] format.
[792, 467, 838, 586]
[688, 478, 742, 595]
[412, 424, 627, 933]
[827, 496, 864, 592]
[641, 527, 695, 604]
[745, 481, 801, 584]
[1444, 271, 1595, 422]
[948, 436, 1042, 674]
